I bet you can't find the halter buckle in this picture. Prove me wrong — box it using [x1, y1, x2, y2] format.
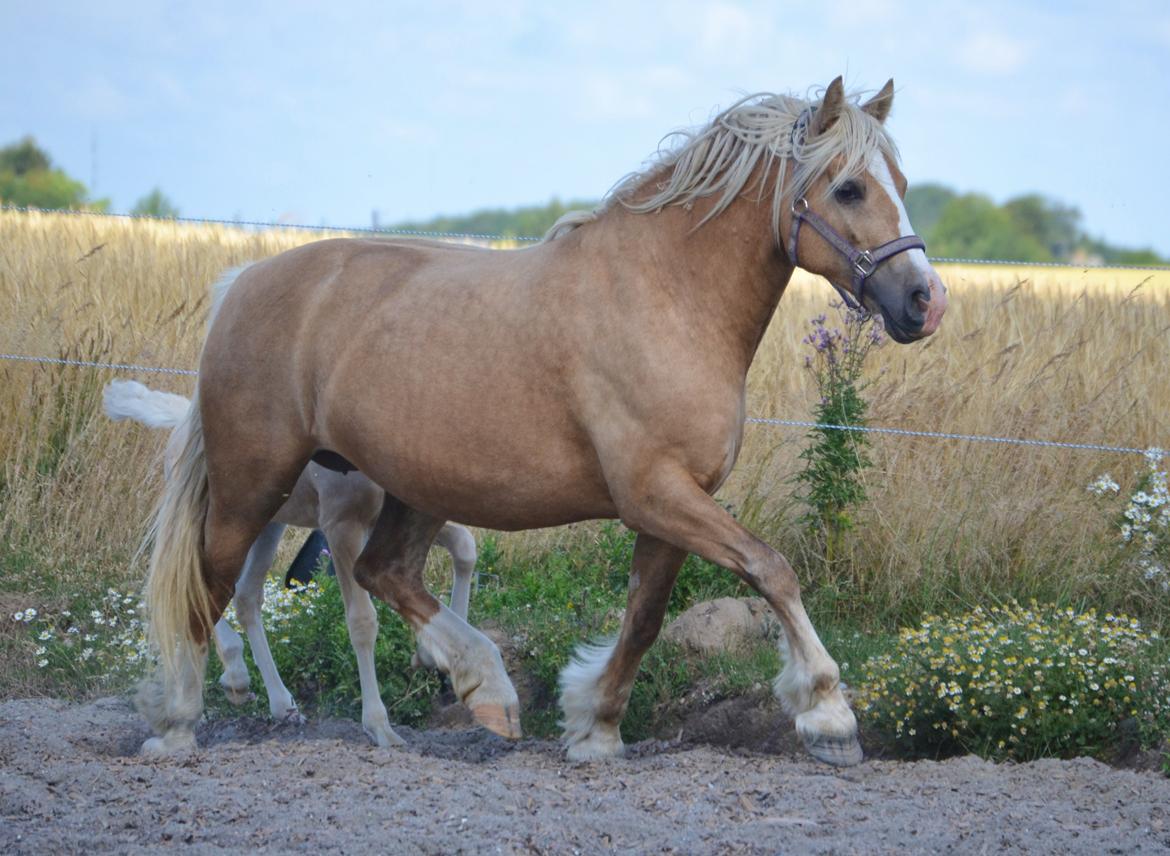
[853, 250, 875, 278]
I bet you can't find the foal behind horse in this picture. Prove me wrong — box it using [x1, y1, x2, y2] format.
[106, 379, 476, 747]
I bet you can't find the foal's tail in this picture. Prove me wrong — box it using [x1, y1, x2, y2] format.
[104, 379, 191, 429]
[142, 386, 214, 690]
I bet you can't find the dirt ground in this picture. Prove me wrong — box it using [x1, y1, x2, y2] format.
[2, 696, 1169, 854]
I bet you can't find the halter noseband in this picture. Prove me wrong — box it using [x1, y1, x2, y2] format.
[786, 196, 927, 312]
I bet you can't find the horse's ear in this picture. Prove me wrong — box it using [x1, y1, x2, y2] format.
[862, 79, 895, 124]
[811, 76, 846, 137]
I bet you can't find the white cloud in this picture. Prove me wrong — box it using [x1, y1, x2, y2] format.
[956, 31, 1030, 76]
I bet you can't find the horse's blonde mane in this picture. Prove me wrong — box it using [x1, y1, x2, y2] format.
[544, 86, 898, 244]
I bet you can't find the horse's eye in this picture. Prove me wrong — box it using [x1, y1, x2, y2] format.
[833, 180, 864, 205]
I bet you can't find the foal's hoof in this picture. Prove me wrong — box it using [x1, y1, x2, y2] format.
[363, 720, 407, 749]
[471, 702, 522, 740]
[221, 685, 255, 707]
[276, 708, 307, 727]
[801, 731, 863, 767]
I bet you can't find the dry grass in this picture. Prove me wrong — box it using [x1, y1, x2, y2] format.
[2, 209, 1167, 631]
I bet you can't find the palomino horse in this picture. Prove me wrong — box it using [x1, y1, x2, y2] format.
[139, 77, 946, 765]
[106, 379, 477, 747]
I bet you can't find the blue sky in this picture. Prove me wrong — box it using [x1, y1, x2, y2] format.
[4, 1, 1169, 252]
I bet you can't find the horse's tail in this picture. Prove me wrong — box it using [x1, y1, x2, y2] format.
[142, 384, 213, 693]
[136, 264, 250, 736]
[103, 379, 191, 429]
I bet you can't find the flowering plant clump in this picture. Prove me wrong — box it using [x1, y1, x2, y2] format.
[13, 588, 149, 686]
[220, 576, 324, 643]
[795, 305, 884, 562]
[211, 573, 440, 726]
[1089, 447, 1170, 592]
[854, 601, 1170, 761]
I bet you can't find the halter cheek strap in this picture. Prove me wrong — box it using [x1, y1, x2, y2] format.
[787, 197, 927, 311]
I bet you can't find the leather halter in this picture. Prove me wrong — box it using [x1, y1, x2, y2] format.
[787, 196, 927, 312]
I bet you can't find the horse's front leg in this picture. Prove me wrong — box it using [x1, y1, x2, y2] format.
[560, 533, 686, 760]
[602, 464, 862, 767]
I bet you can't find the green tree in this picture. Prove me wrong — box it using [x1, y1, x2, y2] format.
[904, 182, 956, 245]
[0, 137, 51, 176]
[929, 194, 1051, 261]
[1003, 194, 1081, 260]
[131, 188, 179, 218]
[0, 136, 106, 211]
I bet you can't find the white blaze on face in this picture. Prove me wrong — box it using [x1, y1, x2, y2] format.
[866, 151, 948, 334]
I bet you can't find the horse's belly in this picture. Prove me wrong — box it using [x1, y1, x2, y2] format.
[324, 410, 617, 530]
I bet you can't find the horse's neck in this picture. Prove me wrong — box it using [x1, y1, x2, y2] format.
[598, 198, 792, 376]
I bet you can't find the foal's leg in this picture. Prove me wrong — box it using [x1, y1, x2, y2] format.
[353, 495, 520, 739]
[212, 618, 252, 705]
[325, 517, 405, 748]
[231, 522, 301, 721]
[583, 466, 861, 766]
[560, 533, 686, 760]
[433, 523, 477, 619]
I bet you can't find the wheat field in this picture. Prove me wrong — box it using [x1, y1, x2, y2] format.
[1, 209, 1167, 626]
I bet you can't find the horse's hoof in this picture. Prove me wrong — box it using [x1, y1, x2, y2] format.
[565, 729, 624, 762]
[141, 731, 196, 757]
[471, 702, 522, 739]
[801, 731, 863, 767]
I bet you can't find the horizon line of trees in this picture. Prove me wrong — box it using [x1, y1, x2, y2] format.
[395, 189, 1166, 266]
[3, 135, 1163, 265]
[0, 136, 178, 219]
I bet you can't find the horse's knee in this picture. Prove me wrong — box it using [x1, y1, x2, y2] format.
[352, 556, 384, 600]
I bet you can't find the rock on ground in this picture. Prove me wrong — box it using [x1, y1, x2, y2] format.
[1, 696, 1169, 854]
[663, 597, 778, 655]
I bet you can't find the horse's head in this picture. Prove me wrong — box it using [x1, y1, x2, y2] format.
[783, 77, 947, 344]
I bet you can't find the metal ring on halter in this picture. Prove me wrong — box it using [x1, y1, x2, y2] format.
[790, 197, 809, 216]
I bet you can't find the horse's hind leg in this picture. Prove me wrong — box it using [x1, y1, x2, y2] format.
[145, 445, 308, 751]
[230, 522, 301, 721]
[560, 533, 686, 760]
[353, 495, 520, 740]
[325, 517, 405, 748]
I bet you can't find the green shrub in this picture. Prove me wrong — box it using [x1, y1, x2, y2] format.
[795, 307, 883, 564]
[855, 601, 1170, 760]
